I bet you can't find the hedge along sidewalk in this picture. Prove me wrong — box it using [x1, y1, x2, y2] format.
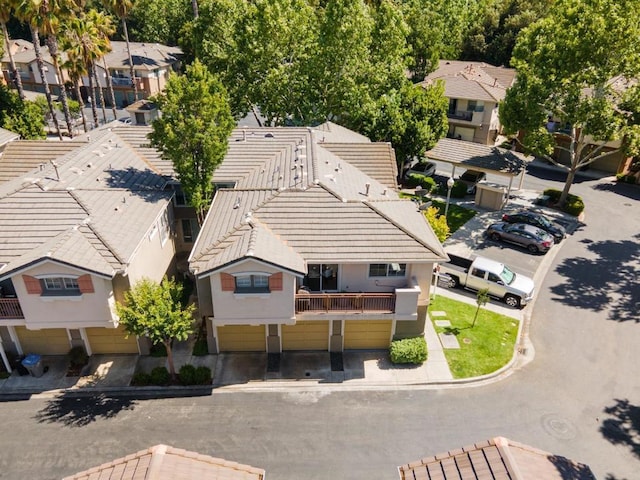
[429, 295, 519, 379]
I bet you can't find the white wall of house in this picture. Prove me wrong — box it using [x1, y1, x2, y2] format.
[208, 259, 297, 325]
[27, 61, 60, 85]
[127, 208, 176, 284]
[10, 262, 115, 330]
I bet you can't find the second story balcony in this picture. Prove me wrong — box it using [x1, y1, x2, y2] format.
[295, 292, 395, 314]
[0, 298, 24, 319]
[447, 109, 474, 121]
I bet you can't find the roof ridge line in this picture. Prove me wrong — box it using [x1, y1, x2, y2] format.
[365, 200, 444, 257]
[83, 221, 126, 267]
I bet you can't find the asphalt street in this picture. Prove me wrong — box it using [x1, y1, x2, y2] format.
[0, 171, 638, 480]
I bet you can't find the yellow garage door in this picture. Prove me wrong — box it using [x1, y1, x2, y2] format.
[16, 326, 69, 355]
[217, 325, 266, 352]
[344, 320, 392, 350]
[86, 326, 139, 354]
[282, 321, 329, 351]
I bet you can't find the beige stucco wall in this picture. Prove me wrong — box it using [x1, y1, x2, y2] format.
[208, 259, 298, 325]
[13, 262, 116, 330]
[126, 208, 176, 284]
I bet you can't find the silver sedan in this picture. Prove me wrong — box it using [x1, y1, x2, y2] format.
[485, 222, 554, 254]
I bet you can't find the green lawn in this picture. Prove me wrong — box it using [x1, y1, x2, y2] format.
[429, 295, 519, 379]
[430, 199, 477, 234]
[398, 192, 476, 234]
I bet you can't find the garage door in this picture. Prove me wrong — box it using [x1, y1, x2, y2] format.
[15, 326, 69, 355]
[282, 321, 329, 351]
[86, 326, 139, 354]
[344, 320, 392, 350]
[217, 325, 266, 352]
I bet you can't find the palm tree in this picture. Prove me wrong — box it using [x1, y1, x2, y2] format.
[191, 0, 199, 18]
[0, 0, 26, 100]
[60, 12, 105, 129]
[61, 52, 89, 132]
[14, 0, 64, 139]
[102, 0, 137, 103]
[90, 9, 118, 121]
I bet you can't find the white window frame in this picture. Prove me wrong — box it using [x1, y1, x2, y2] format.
[368, 263, 407, 278]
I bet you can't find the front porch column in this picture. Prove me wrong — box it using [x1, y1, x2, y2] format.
[266, 324, 281, 353]
[329, 320, 343, 352]
[7, 326, 22, 356]
[0, 338, 11, 374]
[206, 317, 218, 354]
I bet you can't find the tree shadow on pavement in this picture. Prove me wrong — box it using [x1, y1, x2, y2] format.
[600, 398, 640, 460]
[548, 455, 596, 479]
[35, 393, 136, 427]
[550, 235, 640, 322]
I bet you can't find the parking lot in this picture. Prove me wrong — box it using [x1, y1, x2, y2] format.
[440, 188, 580, 280]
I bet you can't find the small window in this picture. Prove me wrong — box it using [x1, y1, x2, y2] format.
[159, 209, 170, 245]
[369, 263, 407, 277]
[488, 273, 501, 283]
[471, 268, 485, 279]
[467, 100, 477, 112]
[41, 277, 80, 296]
[235, 275, 270, 293]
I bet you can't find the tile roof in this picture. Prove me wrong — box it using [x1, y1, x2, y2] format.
[0, 127, 19, 148]
[426, 138, 529, 176]
[398, 437, 595, 480]
[321, 142, 398, 189]
[105, 41, 183, 71]
[0, 128, 172, 279]
[2, 39, 182, 72]
[421, 60, 517, 102]
[0, 139, 87, 184]
[63, 444, 265, 480]
[190, 125, 447, 276]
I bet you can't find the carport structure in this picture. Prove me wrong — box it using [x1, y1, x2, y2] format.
[425, 138, 530, 207]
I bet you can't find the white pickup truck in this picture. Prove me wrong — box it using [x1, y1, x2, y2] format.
[438, 254, 535, 308]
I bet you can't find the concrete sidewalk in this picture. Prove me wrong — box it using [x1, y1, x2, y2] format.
[0, 284, 525, 397]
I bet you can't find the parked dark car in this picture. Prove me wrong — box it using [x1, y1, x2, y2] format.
[502, 211, 566, 243]
[458, 169, 487, 194]
[486, 222, 554, 254]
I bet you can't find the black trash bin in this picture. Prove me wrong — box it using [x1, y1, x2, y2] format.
[21, 354, 44, 377]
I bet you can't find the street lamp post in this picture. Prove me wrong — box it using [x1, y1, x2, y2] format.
[444, 176, 455, 218]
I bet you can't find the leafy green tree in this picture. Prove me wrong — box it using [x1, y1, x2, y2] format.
[472, 288, 490, 327]
[424, 205, 449, 243]
[149, 60, 234, 225]
[129, 0, 191, 46]
[500, 0, 640, 206]
[0, 84, 46, 139]
[116, 277, 195, 381]
[401, 0, 444, 81]
[461, 0, 552, 67]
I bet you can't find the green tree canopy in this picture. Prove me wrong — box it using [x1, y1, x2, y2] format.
[0, 84, 45, 139]
[500, 0, 640, 205]
[149, 59, 234, 224]
[116, 277, 195, 380]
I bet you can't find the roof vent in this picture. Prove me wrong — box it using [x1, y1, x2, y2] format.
[265, 133, 274, 138]
[365, 183, 370, 196]
[51, 161, 60, 181]
[233, 197, 241, 209]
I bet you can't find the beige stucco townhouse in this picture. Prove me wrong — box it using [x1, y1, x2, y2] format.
[0, 126, 179, 372]
[189, 123, 448, 354]
[420, 60, 517, 145]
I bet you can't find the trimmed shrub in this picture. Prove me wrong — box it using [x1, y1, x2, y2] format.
[389, 337, 428, 365]
[179, 364, 197, 385]
[450, 181, 469, 198]
[192, 337, 208, 356]
[542, 188, 585, 216]
[131, 372, 152, 386]
[67, 346, 88, 367]
[406, 173, 437, 192]
[150, 366, 170, 385]
[194, 366, 212, 385]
